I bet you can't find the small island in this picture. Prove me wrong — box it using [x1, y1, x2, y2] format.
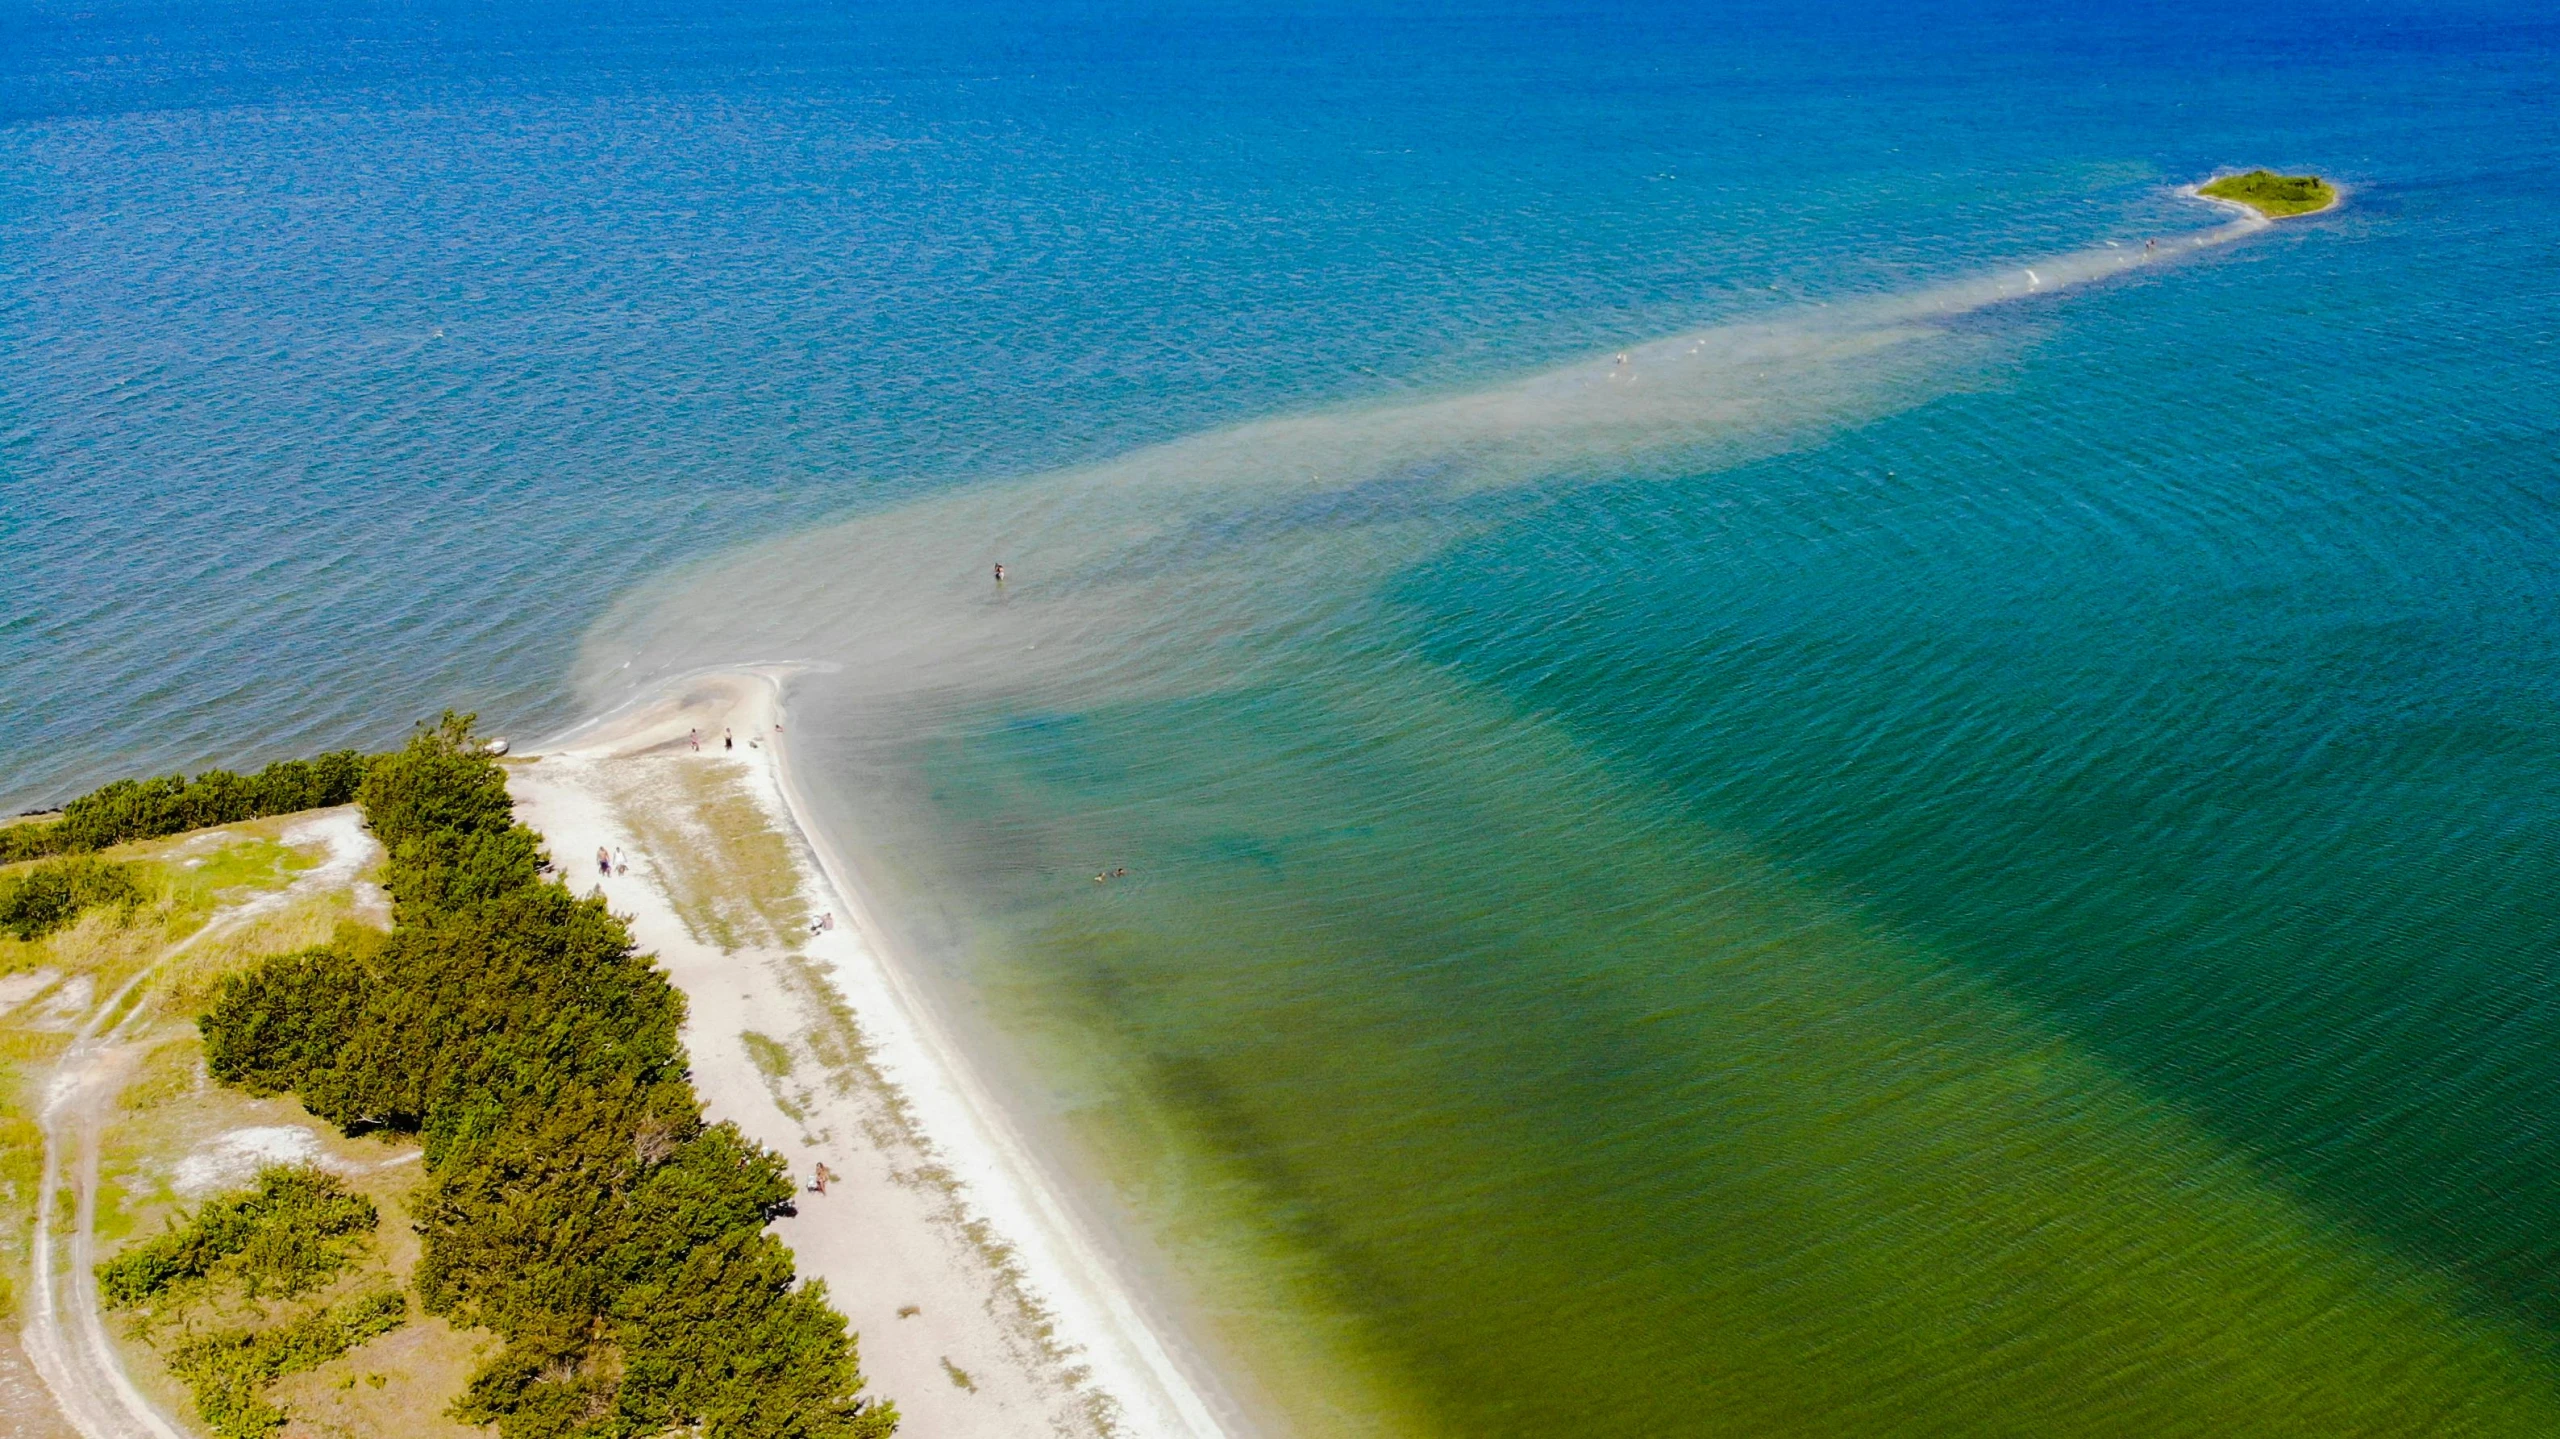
[2199, 169, 2338, 219]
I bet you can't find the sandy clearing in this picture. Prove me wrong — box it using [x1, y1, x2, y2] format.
[167, 1125, 337, 1197]
[0, 969, 62, 1015]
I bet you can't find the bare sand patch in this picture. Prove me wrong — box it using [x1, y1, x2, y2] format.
[510, 670, 1237, 1439]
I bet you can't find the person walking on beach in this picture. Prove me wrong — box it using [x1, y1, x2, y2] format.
[612, 847, 627, 876]
[596, 846, 612, 878]
[809, 1163, 834, 1195]
[724, 728, 734, 751]
[689, 727, 700, 752]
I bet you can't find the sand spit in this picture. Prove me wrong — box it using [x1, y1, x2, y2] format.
[510, 670, 1237, 1439]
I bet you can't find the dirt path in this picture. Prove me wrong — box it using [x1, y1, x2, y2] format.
[19, 812, 377, 1439]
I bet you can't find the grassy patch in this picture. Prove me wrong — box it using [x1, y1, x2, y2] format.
[0, 824, 311, 986]
[93, 1075, 452, 1439]
[2, 821, 350, 1321]
[265, 1308, 494, 1438]
[2200, 169, 2337, 218]
[100, 1164, 378, 1315]
[98, 1162, 408, 1438]
[743, 1029, 814, 1132]
[168, 1287, 407, 1438]
[606, 759, 810, 952]
[742, 1029, 796, 1082]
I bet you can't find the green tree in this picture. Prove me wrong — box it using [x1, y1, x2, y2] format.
[197, 712, 894, 1438]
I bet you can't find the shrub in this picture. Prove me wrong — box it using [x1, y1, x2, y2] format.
[1, 751, 369, 863]
[0, 855, 144, 941]
[98, 1164, 378, 1309]
[168, 1288, 408, 1438]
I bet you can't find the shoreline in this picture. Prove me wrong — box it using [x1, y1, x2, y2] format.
[516, 190, 2293, 1439]
[513, 668, 1242, 1439]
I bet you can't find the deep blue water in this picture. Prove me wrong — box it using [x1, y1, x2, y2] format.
[15, 0, 2536, 806]
[12, 2, 2560, 1433]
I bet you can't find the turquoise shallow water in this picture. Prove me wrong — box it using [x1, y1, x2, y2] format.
[13, 0, 2560, 1432]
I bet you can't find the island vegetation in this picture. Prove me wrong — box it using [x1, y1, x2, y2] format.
[6, 719, 892, 1438]
[0, 855, 144, 940]
[100, 1165, 406, 1439]
[2199, 169, 2337, 218]
[2, 751, 369, 863]
[197, 713, 894, 1438]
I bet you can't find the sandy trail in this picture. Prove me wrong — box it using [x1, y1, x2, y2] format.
[510, 671, 1240, 1439]
[20, 811, 378, 1439]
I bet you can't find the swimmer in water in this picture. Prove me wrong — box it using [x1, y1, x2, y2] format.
[994, 562, 1007, 583]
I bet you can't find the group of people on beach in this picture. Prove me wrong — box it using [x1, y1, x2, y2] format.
[687, 723, 776, 753]
[595, 846, 625, 878]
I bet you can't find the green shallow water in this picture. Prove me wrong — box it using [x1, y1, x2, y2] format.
[21, 0, 2560, 1430]
[583, 184, 2560, 1428]
[810, 656, 2560, 1436]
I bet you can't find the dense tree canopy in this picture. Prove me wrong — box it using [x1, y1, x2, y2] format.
[201, 714, 893, 1439]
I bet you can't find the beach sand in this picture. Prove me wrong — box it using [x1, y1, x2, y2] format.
[505, 670, 1236, 1439]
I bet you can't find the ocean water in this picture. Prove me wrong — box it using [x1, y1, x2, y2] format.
[13, 0, 2560, 1434]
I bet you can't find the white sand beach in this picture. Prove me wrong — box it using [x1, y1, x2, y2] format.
[505, 670, 1238, 1439]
